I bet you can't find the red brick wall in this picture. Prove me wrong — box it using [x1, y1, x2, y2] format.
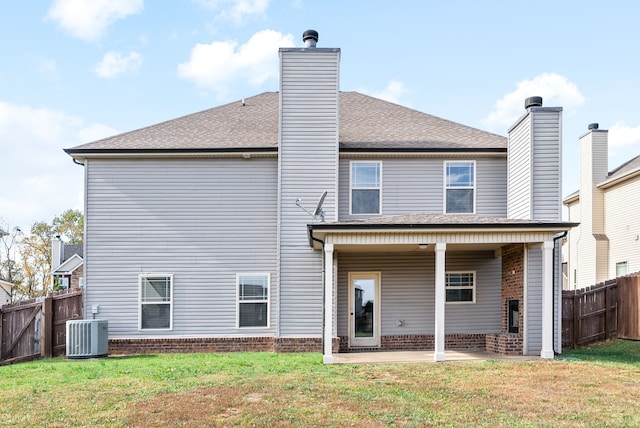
[108, 337, 337, 355]
[70, 265, 83, 289]
[108, 337, 275, 355]
[338, 334, 486, 353]
[485, 333, 523, 355]
[491, 243, 525, 355]
[502, 244, 524, 333]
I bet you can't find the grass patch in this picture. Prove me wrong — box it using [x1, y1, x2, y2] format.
[563, 339, 640, 366]
[1, 340, 639, 427]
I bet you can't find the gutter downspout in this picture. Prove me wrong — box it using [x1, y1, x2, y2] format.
[308, 225, 327, 358]
[552, 230, 568, 354]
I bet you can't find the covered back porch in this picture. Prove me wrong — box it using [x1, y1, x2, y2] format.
[309, 214, 574, 364]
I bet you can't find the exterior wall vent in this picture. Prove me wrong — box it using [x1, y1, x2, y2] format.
[524, 96, 543, 109]
[66, 319, 108, 358]
[588, 123, 599, 130]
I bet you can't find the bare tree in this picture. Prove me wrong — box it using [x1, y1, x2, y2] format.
[0, 223, 24, 302]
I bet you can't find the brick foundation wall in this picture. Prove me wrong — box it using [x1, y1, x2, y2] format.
[338, 333, 487, 353]
[109, 337, 336, 355]
[486, 333, 523, 355]
[273, 337, 322, 353]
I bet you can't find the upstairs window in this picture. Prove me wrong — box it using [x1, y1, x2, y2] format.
[445, 161, 475, 214]
[616, 261, 628, 277]
[237, 274, 269, 328]
[351, 161, 381, 215]
[139, 274, 173, 330]
[445, 272, 475, 303]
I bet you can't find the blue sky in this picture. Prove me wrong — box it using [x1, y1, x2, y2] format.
[2, 0, 640, 230]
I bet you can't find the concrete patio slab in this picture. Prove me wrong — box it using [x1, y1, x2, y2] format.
[330, 350, 540, 364]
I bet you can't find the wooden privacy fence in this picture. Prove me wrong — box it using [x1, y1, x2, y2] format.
[562, 272, 640, 348]
[0, 288, 83, 365]
[617, 273, 640, 340]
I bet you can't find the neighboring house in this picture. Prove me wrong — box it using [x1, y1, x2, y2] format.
[65, 30, 574, 363]
[563, 124, 640, 290]
[1, 229, 13, 305]
[0, 279, 12, 306]
[50, 235, 84, 290]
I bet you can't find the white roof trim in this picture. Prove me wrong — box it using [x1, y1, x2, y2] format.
[0, 279, 12, 296]
[311, 229, 560, 250]
[50, 254, 83, 275]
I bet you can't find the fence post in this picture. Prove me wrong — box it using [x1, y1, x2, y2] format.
[41, 294, 53, 358]
[572, 292, 579, 349]
[604, 285, 610, 340]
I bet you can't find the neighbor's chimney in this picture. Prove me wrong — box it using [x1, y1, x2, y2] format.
[51, 235, 64, 270]
[576, 122, 609, 286]
[302, 29, 318, 48]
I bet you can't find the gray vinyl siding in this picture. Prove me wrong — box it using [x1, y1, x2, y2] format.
[554, 238, 563, 353]
[526, 244, 543, 354]
[531, 111, 562, 220]
[338, 157, 507, 220]
[278, 48, 340, 336]
[508, 108, 562, 221]
[445, 251, 502, 332]
[84, 158, 278, 338]
[507, 114, 532, 219]
[336, 251, 501, 337]
[476, 158, 508, 217]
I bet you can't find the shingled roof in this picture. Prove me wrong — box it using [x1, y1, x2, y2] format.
[310, 213, 574, 229]
[66, 91, 506, 155]
[564, 153, 640, 202]
[599, 154, 640, 187]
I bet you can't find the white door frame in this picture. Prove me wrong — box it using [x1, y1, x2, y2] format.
[348, 271, 381, 348]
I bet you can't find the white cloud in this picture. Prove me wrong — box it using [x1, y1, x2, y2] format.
[483, 73, 585, 131]
[0, 101, 116, 228]
[94, 51, 143, 78]
[608, 122, 640, 149]
[197, 0, 271, 24]
[178, 30, 294, 98]
[47, 0, 144, 41]
[370, 80, 408, 104]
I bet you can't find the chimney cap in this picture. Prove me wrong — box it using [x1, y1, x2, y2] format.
[525, 96, 543, 109]
[302, 29, 318, 47]
[588, 123, 599, 130]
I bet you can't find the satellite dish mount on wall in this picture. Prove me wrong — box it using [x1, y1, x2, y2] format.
[295, 191, 327, 222]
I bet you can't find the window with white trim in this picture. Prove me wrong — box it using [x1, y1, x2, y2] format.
[139, 274, 173, 330]
[237, 274, 269, 328]
[616, 261, 628, 277]
[445, 272, 475, 303]
[351, 161, 381, 214]
[445, 161, 475, 214]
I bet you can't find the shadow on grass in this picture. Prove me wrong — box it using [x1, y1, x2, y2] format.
[562, 339, 640, 366]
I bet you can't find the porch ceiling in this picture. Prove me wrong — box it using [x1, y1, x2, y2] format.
[308, 213, 577, 250]
[333, 242, 505, 253]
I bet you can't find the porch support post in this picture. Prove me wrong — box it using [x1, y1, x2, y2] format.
[434, 242, 446, 362]
[323, 243, 335, 364]
[540, 240, 554, 359]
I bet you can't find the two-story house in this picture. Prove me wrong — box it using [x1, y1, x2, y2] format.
[563, 124, 640, 290]
[65, 30, 574, 363]
[50, 235, 84, 290]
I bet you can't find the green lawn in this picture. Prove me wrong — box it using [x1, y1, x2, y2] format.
[0, 340, 639, 427]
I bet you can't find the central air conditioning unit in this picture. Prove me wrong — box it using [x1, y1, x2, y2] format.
[66, 319, 108, 358]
